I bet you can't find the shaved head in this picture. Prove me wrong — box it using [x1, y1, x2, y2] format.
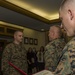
[60, 0, 75, 10]
[59, 0, 75, 36]
[14, 30, 23, 36]
[14, 30, 23, 44]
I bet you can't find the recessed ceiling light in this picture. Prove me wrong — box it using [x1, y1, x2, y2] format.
[41, 29, 44, 31]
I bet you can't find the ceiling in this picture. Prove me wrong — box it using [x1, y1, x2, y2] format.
[0, 0, 62, 32]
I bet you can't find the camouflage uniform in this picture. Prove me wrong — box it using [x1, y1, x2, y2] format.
[54, 37, 75, 75]
[1, 42, 28, 75]
[44, 38, 66, 72]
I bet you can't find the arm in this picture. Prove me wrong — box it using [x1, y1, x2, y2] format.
[54, 42, 74, 75]
[68, 42, 75, 75]
[44, 45, 57, 72]
[1, 45, 11, 75]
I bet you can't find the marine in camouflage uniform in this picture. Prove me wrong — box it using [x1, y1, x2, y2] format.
[1, 30, 28, 75]
[54, 37, 75, 75]
[1, 42, 27, 75]
[44, 38, 66, 72]
[54, 0, 75, 74]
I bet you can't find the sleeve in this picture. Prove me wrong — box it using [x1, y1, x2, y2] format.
[24, 46, 28, 73]
[1, 45, 11, 75]
[44, 44, 57, 72]
[68, 42, 75, 74]
[54, 42, 75, 75]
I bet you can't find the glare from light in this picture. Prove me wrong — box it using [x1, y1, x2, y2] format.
[41, 29, 45, 31]
[6, 0, 59, 20]
[0, 21, 24, 29]
[48, 14, 59, 20]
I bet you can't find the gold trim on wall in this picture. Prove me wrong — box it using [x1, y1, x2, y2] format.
[0, 0, 60, 24]
[0, 24, 23, 36]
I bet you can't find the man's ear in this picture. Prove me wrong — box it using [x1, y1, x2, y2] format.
[68, 9, 73, 20]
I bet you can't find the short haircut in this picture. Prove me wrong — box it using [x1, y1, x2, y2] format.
[50, 25, 62, 38]
[14, 30, 23, 35]
[60, 0, 74, 9]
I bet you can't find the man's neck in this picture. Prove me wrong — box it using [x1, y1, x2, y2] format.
[14, 41, 20, 45]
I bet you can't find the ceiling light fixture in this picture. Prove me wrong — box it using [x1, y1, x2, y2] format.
[41, 29, 45, 31]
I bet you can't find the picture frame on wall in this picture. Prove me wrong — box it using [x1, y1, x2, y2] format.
[24, 37, 29, 44]
[34, 39, 38, 45]
[29, 38, 33, 45]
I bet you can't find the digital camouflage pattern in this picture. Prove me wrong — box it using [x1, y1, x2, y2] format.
[1, 42, 28, 75]
[44, 38, 66, 72]
[54, 37, 75, 75]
